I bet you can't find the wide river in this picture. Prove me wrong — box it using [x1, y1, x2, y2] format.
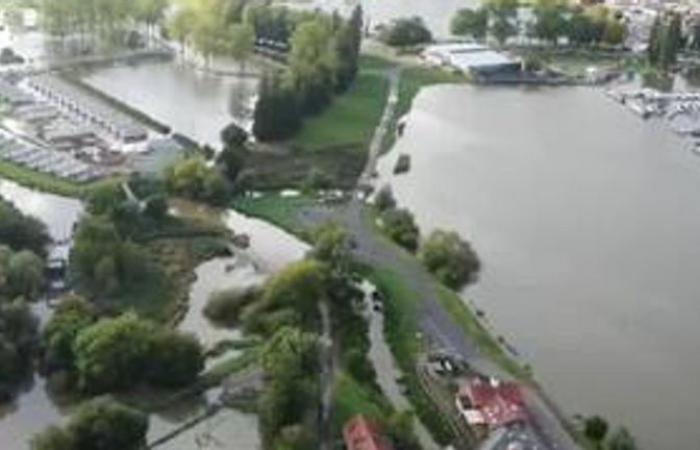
[377, 85, 700, 450]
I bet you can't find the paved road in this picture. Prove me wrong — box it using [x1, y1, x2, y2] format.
[298, 62, 580, 450]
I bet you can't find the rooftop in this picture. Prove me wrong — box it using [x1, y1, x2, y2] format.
[343, 415, 393, 450]
[457, 378, 528, 429]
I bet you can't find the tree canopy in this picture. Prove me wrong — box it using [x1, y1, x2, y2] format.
[31, 397, 148, 450]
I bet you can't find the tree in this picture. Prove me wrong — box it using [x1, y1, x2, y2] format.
[229, 23, 255, 70]
[71, 312, 203, 393]
[608, 427, 637, 450]
[6, 250, 44, 299]
[165, 157, 228, 205]
[66, 397, 148, 450]
[30, 426, 74, 450]
[659, 13, 682, 70]
[260, 326, 319, 443]
[584, 415, 609, 446]
[147, 330, 204, 388]
[374, 185, 396, 212]
[309, 222, 353, 275]
[0, 298, 38, 398]
[602, 18, 627, 47]
[451, 8, 489, 41]
[73, 313, 156, 393]
[259, 259, 326, 319]
[647, 15, 662, 65]
[532, 0, 567, 45]
[567, 9, 597, 47]
[380, 208, 420, 252]
[288, 18, 338, 114]
[42, 295, 96, 373]
[253, 74, 301, 141]
[420, 230, 480, 289]
[379, 17, 432, 47]
[71, 215, 149, 292]
[0, 198, 50, 256]
[488, 0, 519, 45]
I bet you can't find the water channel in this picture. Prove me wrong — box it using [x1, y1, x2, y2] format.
[0, 180, 308, 449]
[82, 61, 259, 148]
[377, 84, 700, 450]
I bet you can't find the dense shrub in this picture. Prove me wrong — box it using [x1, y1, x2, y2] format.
[31, 397, 148, 450]
[379, 208, 420, 252]
[204, 288, 258, 326]
[374, 185, 396, 212]
[0, 198, 50, 256]
[379, 17, 432, 47]
[419, 230, 480, 290]
[73, 313, 203, 393]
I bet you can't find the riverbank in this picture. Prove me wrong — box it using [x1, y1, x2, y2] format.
[0, 159, 99, 197]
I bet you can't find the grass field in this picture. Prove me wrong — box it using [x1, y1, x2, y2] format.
[288, 71, 390, 154]
[0, 159, 100, 198]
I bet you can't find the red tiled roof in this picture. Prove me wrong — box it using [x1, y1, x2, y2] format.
[343, 415, 393, 450]
[458, 378, 528, 429]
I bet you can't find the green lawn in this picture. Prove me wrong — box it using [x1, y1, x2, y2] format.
[0, 159, 95, 198]
[288, 71, 390, 154]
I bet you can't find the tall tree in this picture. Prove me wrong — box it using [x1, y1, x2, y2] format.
[451, 8, 489, 41]
[532, 0, 567, 45]
[229, 23, 255, 70]
[488, 0, 519, 46]
[288, 18, 338, 114]
[647, 15, 662, 65]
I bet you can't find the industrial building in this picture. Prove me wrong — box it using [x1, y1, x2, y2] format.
[423, 43, 522, 76]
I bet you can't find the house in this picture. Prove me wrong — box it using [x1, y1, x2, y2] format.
[343, 415, 393, 450]
[455, 377, 528, 432]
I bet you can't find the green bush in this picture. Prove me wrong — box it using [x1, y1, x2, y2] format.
[31, 397, 148, 450]
[419, 230, 480, 290]
[379, 208, 420, 252]
[204, 288, 258, 326]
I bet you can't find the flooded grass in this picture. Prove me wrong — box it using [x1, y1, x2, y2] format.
[231, 193, 317, 237]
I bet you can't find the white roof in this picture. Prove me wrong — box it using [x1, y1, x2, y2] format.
[424, 43, 487, 57]
[450, 51, 517, 70]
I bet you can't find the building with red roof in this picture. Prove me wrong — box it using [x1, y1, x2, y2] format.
[343, 415, 394, 450]
[455, 377, 528, 431]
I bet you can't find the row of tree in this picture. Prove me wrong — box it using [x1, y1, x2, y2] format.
[451, 0, 627, 47]
[31, 397, 148, 450]
[39, 0, 168, 42]
[0, 197, 47, 401]
[375, 185, 481, 290]
[648, 13, 683, 71]
[253, 6, 364, 141]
